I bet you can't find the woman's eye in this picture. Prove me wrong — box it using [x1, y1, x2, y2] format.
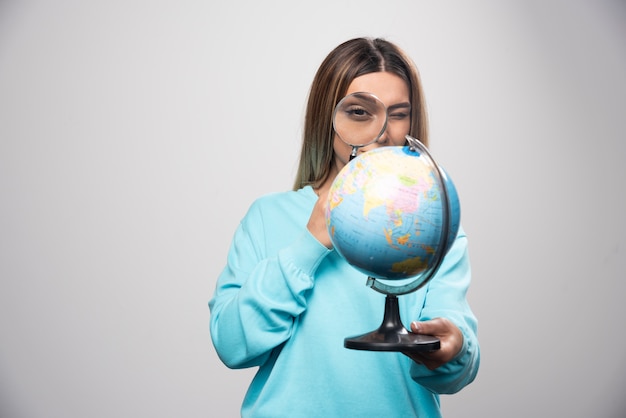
[389, 112, 409, 120]
[346, 107, 371, 120]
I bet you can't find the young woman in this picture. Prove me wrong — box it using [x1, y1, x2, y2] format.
[209, 37, 480, 417]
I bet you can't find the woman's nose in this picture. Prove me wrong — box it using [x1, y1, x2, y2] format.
[376, 127, 390, 145]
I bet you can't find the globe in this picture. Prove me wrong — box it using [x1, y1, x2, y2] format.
[325, 144, 460, 289]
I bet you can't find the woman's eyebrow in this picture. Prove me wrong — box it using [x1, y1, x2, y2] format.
[387, 102, 411, 111]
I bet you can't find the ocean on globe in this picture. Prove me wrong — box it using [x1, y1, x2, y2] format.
[325, 145, 460, 281]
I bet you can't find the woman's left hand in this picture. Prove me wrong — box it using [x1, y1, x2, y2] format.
[403, 318, 464, 370]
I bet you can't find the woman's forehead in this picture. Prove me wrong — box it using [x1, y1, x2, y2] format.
[345, 72, 410, 106]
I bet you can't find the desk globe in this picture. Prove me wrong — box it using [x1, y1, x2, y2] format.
[325, 137, 460, 352]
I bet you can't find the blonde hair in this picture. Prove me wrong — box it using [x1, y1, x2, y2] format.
[293, 37, 429, 191]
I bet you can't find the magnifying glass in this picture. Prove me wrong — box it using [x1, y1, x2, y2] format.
[333, 92, 388, 160]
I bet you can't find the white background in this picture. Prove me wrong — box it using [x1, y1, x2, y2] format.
[1, 1, 625, 417]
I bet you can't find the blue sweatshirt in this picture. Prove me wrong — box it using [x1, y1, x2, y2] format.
[209, 186, 479, 417]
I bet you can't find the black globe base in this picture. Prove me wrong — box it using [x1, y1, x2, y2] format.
[344, 294, 440, 352]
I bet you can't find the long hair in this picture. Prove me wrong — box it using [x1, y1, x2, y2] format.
[293, 37, 429, 191]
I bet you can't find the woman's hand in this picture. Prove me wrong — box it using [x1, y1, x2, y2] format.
[403, 318, 464, 370]
[307, 189, 332, 249]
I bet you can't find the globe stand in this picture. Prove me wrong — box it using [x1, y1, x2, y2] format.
[344, 294, 440, 352]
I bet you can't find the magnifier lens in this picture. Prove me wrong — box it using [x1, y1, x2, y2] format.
[333, 93, 387, 148]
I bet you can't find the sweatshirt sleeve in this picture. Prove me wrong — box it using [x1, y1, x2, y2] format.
[409, 229, 481, 394]
[209, 200, 332, 369]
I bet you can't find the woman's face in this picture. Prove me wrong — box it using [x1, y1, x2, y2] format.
[332, 71, 411, 169]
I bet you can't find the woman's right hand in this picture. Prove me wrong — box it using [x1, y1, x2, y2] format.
[307, 189, 333, 249]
